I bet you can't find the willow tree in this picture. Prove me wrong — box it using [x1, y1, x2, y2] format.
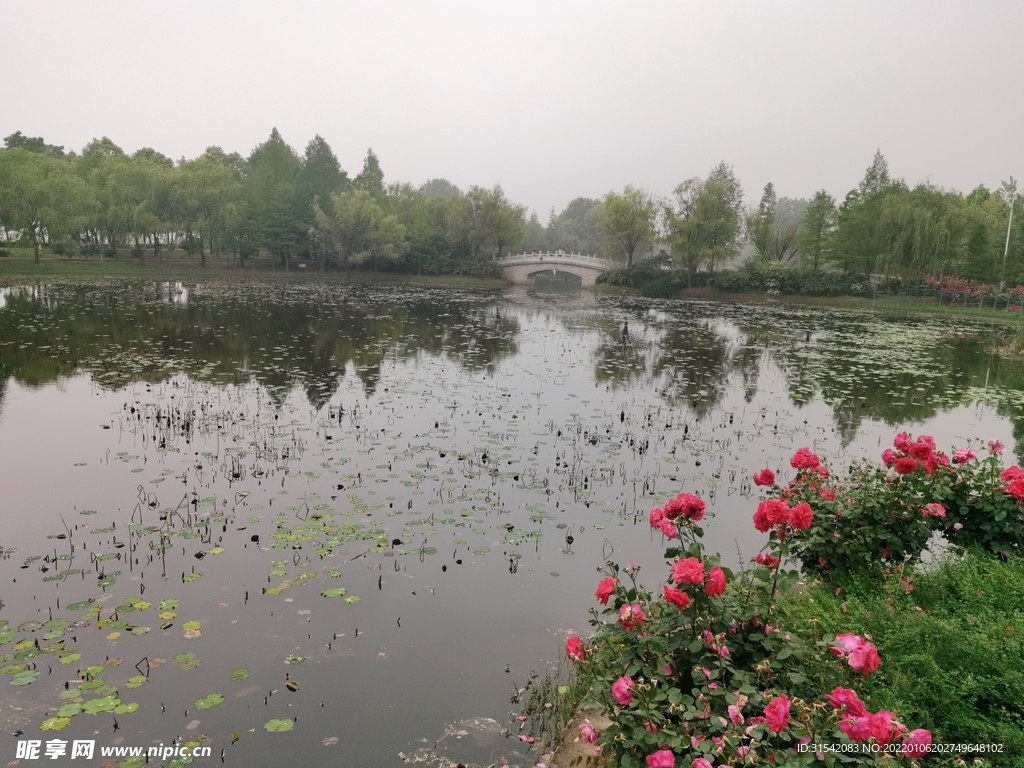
[599, 187, 658, 267]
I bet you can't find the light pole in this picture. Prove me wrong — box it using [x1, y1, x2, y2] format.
[1001, 176, 1018, 290]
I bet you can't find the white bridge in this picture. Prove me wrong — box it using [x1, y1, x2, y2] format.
[495, 251, 615, 287]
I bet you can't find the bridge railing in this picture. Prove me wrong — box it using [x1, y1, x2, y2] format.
[496, 251, 614, 267]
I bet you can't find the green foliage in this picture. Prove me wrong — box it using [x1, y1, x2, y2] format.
[711, 263, 873, 297]
[600, 187, 658, 268]
[778, 549, 1024, 762]
[666, 162, 745, 278]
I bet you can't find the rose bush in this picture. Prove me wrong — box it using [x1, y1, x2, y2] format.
[771, 434, 1024, 577]
[569, 490, 933, 767]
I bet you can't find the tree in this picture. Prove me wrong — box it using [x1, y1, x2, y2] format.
[880, 184, 977, 279]
[241, 129, 303, 267]
[521, 211, 547, 252]
[4, 131, 65, 156]
[797, 191, 838, 271]
[451, 185, 525, 260]
[354, 149, 385, 199]
[746, 183, 777, 260]
[599, 187, 658, 267]
[312, 190, 406, 274]
[297, 135, 347, 222]
[0, 149, 93, 262]
[419, 178, 462, 199]
[665, 163, 744, 282]
[484, 185, 526, 258]
[833, 151, 905, 278]
[549, 197, 603, 255]
[176, 155, 242, 267]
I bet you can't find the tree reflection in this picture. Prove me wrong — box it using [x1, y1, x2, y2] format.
[0, 283, 520, 412]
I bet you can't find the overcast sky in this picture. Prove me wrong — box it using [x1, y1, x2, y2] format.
[4, 0, 1022, 215]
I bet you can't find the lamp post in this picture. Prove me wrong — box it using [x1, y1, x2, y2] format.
[1001, 176, 1018, 291]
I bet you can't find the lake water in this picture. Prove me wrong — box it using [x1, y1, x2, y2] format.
[1, 281, 1022, 766]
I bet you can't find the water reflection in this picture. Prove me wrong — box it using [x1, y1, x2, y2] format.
[1, 282, 1023, 452]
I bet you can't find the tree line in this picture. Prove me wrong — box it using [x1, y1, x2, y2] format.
[0, 130, 1020, 286]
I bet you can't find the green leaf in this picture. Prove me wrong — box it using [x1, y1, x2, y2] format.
[231, 667, 249, 681]
[39, 716, 71, 731]
[11, 669, 40, 686]
[264, 718, 294, 732]
[195, 693, 225, 709]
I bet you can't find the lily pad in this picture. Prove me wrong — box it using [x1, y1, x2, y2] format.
[57, 702, 83, 717]
[39, 716, 71, 731]
[195, 693, 224, 709]
[114, 702, 140, 714]
[264, 718, 294, 732]
[321, 588, 347, 598]
[283, 654, 305, 665]
[59, 653, 82, 665]
[11, 669, 40, 686]
[82, 695, 120, 714]
[231, 668, 249, 681]
[125, 675, 147, 688]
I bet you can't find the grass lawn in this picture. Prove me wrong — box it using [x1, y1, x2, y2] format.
[0, 247, 507, 289]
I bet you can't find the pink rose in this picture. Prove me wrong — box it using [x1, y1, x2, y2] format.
[752, 468, 775, 487]
[665, 492, 706, 521]
[831, 633, 863, 657]
[619, 603, 647, 631]
[657, 517, 679, 539]
[705, 566, 726, 597]
[764, 694, 790, 733]
[645, 750, 675, 768]
[952, 447, 976, 463]
[690, 759, 711, 768]
[1000, 465, 1023, 482]
[881, 448, 897, 466]
[565, 635, 585, 661]
[922, 503, 946, 518]
[893, 431, 912, 451]
[663, 584, 691, 609]
[788, 502, 813, 530]
[672, 557, 705, 584]
[595, 577, 616, 605]
[849, 641, 881, 674]
[728, 702, 745, 725]
[755, 552, 779, 570]
[894, 457, 918, 475]
[579, 719, 597, 744]
[901, 728, 932, 757]
[790, 447, 821, 470]
[989, 439, 1006, 455]
[648, 506, 665, 527]
[611, 675, 633, 706]
[825, 686, 866, 716]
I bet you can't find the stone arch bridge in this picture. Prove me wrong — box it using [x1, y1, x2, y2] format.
[495, 251, 614, 288]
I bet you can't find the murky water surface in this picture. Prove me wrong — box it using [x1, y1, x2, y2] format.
[1, 281, 1023, 766]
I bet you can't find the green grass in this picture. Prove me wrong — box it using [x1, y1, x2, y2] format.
[0, 247, 506, 289]
[779, 549, 1024, 765]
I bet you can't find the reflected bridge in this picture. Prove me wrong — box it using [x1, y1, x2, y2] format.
[495, 251, 614, 288]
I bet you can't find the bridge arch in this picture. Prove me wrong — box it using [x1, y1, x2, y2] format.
[495, 251, 613, 288]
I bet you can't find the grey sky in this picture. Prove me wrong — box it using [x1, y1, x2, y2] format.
[4, 0, 1022, 216]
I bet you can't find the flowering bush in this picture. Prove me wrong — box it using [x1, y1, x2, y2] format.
[571, 492, 931, 767]
[771, 434, 1024, 576]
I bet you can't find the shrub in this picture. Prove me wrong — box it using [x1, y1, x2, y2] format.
[571, 492, 934, 767]
[0, 249, 8, 258]
[779, 549, 1024, 761]
[772, 435, 1024, 579]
